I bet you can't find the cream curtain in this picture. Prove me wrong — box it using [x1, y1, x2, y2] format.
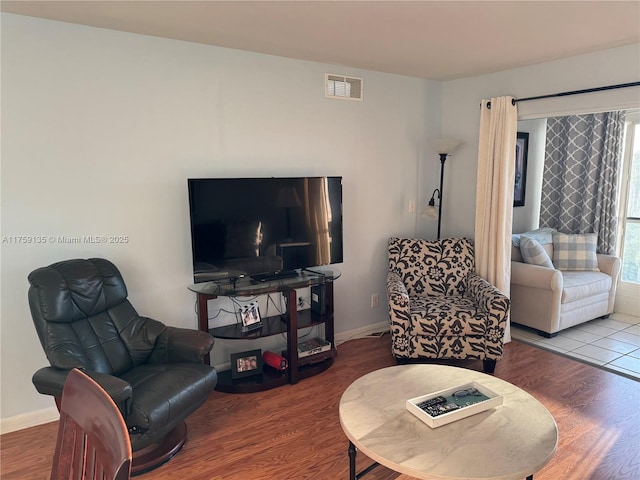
[476, 96, 518, 341]
[304, 177, 332, 265]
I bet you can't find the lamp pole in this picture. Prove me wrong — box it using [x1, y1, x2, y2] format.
[437, 153, 447, 239]
[429, 138, 461, 240]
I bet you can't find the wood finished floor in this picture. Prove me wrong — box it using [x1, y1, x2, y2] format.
[2, 334, 639, 480]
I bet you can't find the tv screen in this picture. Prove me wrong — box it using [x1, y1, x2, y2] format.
[188, 177, 343, 283]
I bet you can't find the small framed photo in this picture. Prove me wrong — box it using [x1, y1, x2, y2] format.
[230, 349, 263, 379]
[240, 302, 262, 332]
[514, 132, 529, 207]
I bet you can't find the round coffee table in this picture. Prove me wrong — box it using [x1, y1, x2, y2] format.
[339, 364, 557, 480]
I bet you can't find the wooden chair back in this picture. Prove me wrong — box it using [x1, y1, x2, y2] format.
[50, 369, 132, 480]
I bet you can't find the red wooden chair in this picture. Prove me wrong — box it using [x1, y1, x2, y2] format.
[50, 369, 131, 480]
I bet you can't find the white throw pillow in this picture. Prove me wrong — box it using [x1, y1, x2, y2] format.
[519, 236, 554, 268]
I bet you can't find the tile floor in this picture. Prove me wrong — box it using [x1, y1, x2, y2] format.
[510, 312, 640, 381]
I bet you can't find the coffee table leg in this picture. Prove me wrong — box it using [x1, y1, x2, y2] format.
[348, 441, 381, 479]
[348, 441, 357, 480]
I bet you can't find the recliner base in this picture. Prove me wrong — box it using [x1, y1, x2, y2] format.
[131, 421, 187, 476]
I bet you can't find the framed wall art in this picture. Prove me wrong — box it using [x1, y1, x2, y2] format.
[514, 132, 529, 207]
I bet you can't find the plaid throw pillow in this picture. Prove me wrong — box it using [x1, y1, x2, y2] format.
[552, 233, 599, 271]
[520, 236, 554, 268]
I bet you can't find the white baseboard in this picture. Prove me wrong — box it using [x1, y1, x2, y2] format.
[3, 322, 391, 434]
[335, 321, 390, 345]
[0, 406, 59, 435]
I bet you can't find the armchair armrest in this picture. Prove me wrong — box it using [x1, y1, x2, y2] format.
[465, 274, 510, 328]
[597, 254, 622, 313]
[597, 253, 621, 279]
[32, 367, 133, 415]
[387, 272, 411, 328]
[511, 261, 563, 292]
[148, 326, 215, 364]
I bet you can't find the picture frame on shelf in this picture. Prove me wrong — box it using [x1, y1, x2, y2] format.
[514, 131, 529, 207]
[240, 301, 262, 332]
[230, 349, 263, 379]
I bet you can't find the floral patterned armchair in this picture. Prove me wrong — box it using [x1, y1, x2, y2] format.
[387, 237, 510, 373]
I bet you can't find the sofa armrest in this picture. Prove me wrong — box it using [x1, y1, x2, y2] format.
[149, 326, 215, 364]
[387, 272, 411, 331]
[511, 261, 563, 292]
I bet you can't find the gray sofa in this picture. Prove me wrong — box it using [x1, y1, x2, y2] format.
[511, 241, 621, 337]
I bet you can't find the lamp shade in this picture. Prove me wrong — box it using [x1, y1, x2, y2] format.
[430, 138, 462, 155]
[424, 205, 439, 220]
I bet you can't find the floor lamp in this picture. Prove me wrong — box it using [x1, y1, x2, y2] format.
[426, 139, 462, 239]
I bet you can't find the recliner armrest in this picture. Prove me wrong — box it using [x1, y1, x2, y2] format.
[149, 326, 215, 364]
[84, 371, 133, 416]
[32, 367, 133, 415]
[511, 261, 563, 292]
[32, 366, 69, 398]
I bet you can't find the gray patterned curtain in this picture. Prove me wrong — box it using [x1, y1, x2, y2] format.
[539, 111, 625, 254]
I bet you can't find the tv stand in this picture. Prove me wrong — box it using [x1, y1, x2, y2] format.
[188, 269, 340, 393]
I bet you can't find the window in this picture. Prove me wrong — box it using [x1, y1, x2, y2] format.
[619, 120, 640, 284]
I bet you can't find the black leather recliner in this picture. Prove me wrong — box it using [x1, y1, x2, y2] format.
[28, 258, 218, 475]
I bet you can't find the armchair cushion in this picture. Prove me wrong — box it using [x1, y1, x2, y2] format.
[520, 236, 554, 268]
[552, 232, 599, 271]
[562, 271, 612, 303]
[388, 237, 474, 297]
[409, 295, 480, 336]
[120, 362, 215, 432]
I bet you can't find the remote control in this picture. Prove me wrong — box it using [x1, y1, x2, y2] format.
[427, 403, 461, 417]
[417, 396, 447, 410]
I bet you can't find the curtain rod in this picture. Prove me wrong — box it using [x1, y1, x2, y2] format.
[485, 81, 640, 109]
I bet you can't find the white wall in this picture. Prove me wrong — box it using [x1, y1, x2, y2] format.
[0, 13, 439, 426]
[439, 43, 640, 239]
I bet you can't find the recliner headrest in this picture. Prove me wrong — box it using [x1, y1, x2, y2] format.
[28, 258, 128, 323]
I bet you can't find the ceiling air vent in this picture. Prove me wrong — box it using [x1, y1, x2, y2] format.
[325, 74, 363, 101]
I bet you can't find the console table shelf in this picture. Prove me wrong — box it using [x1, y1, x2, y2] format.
[209, 309, 332, 340]
[189, 270, 339, 394]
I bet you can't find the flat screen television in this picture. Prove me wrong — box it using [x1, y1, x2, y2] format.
[188, 177, 343, 283]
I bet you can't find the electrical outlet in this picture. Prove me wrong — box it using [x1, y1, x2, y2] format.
[408, 200, 416, 213]
[371, 293, 379, 309]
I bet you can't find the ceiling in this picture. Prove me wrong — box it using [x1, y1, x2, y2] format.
[2, 1, 639, 80]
